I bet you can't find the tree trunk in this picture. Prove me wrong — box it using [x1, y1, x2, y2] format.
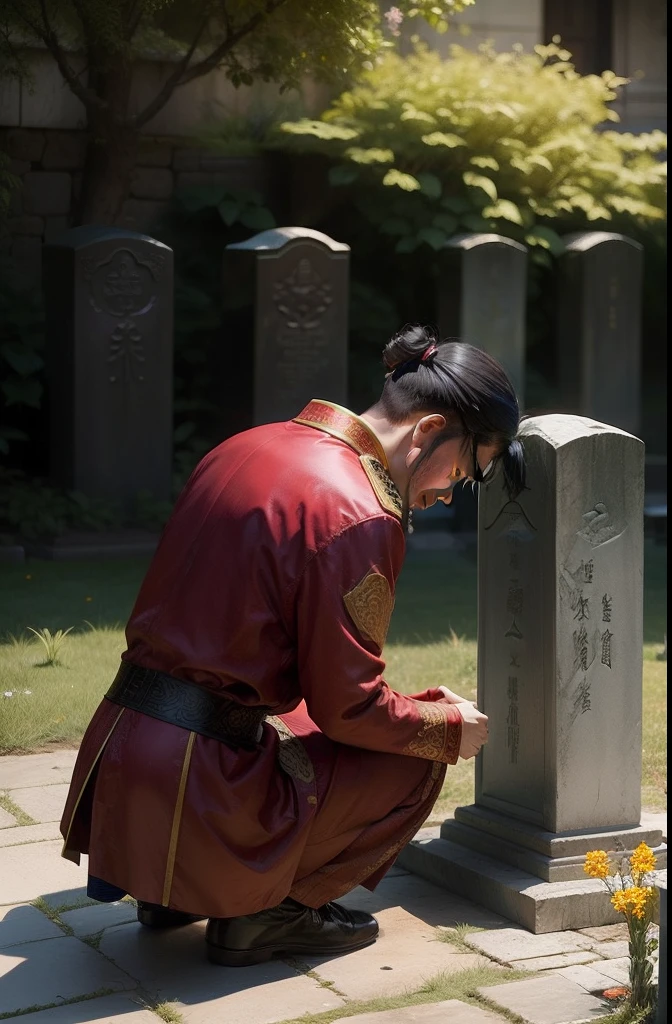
[73, 53, 137, 227]
[75, 120, 138, 227]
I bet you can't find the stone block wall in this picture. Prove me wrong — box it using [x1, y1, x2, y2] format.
[1, 128, 275, 286]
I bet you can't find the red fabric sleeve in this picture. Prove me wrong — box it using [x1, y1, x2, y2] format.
[295, 516, 462, 764]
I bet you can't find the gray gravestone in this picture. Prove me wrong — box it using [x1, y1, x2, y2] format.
[398, 414, 666, 932]
[558, 232, 643, 436]
[437, 233, 527, 402]
[225, 227, 349, 425]
[43, 226, 173, 514]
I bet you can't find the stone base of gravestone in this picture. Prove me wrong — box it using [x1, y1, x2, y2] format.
[398, 832, 668, 934]
[441, 804, 667, 882]
[23, 530, 160, 561]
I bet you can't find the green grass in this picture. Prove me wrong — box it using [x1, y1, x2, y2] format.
[275, 965, 532, 1024]
[0, 543, 666, 813]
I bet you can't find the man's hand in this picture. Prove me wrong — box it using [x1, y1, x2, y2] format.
[439, 686, 475, 705]
[452, 700, 488, 760]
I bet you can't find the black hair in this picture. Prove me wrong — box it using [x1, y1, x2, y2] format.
[379, 324, 526, 500]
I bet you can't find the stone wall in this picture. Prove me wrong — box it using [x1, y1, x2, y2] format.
[1, 128, 275, 286]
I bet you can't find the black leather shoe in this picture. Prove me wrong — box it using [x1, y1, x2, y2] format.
[205, 897, 379, 966]
[137, 901, 206, 929]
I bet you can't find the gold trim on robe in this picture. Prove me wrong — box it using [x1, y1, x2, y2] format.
[402, 702, 450, 761]
[162, 730, 196, 906]
[61, 707, 126, 864]
[359, 456, 402, 521]
[343, 571, 395, 651]
[293, 400, 389, 468]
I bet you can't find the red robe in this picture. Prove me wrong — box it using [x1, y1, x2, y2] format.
[60, 401, 462, 916]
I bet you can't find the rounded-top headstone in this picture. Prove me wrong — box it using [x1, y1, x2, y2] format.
[42, 225, 174, 511]
[226, 226, 350, 253]
[224, 226, 350, 425]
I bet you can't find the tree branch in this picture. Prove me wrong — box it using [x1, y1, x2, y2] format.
[22, 0, 106, 111]
[134, 0, 290, 129]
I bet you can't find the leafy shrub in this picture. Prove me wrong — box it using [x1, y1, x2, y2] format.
[278, 41, 666, 259]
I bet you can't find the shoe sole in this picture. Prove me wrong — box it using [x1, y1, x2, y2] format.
[206, 933, 378, 967]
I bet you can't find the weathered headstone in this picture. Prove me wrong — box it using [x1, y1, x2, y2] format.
[224, 227, 349, 426]
[43, 226, 173, 515]
[437, 233, 527, 402]
[558, 232, 643, 436]
[399, 414, 667, 932]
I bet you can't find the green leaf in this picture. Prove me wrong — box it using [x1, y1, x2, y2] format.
[395, 236, 421, 253]
[460, 213, 492, 232]
[421, 132, 466, 148]
[470, 156, 500, 172]
[329, 164, 360, 186]
[416, 172, 442, 199]
[280, 119, 358, 141]
[432, 212, 458, 234]
[382, 169, 421, 192]
[482, 199, 524, 225]
[441, 196, 471, 214]
[217, 198, 241, 226]
[1, 376, 43, 408]
[0, 342, 44, 376]
[417, 227, 446, 250]
[345, 147, 394, 164]
[239, 205, 276, 231]
[524, 225, 565, 256]
[463, 171, 498, 203]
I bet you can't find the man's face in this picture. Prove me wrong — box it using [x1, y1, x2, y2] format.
[406, 427, 499, 511]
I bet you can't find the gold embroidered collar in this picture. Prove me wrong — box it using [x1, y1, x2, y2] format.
[294, 400, 402, 521]
[294, 400, 389, 469]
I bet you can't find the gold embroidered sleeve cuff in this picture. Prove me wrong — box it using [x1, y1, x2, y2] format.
[402, 701, 462, 764]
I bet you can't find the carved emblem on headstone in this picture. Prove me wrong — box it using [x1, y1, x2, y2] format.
[273, 258, 332, 330]
[82, 248, 159, 317]
[107, 320, 146, 384]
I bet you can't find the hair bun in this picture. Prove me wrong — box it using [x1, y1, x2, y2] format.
[382, 325, 438, 371]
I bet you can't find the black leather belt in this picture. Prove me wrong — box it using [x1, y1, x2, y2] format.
[105, 661, 270, 751]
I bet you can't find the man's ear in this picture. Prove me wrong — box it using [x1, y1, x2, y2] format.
[411, 414, 446, 448]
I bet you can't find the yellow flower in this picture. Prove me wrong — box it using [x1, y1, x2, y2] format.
[584, 849, 610, 879]
[611, 885, 655, 920]
[630, 842, 656, 875]
[85, 596, 93, 602]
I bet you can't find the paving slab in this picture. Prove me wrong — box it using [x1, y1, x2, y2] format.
[508, 951, 600, 972]
[0, 806, 17, 827]
[465, 927, 593, 964]
[576, 923, 628, 942]
[478, 974, 609, 1024]
[99, 921, 345, 1024]
[39, 887, 96, 912]
[342, 873, 509, 930]
[0, 822, 62, 847]
[0, 935, 137, 1016]
[589, 957, 632, 986]
[60, 900, 139, 936]
[0, 751, 78, 790]
[554, 962, 633, 995]
[586, 940, 630, 958]
[303, 907, 491, 1000]
[0, 903, 63, 948]
[0, 994, 159, 1023]
[333, 1001, 507, 1023]
[9, 784, 70, 823]
[0, 840, 88, 904]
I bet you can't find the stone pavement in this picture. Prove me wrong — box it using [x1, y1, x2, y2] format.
[0, 752, 665, 1024]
